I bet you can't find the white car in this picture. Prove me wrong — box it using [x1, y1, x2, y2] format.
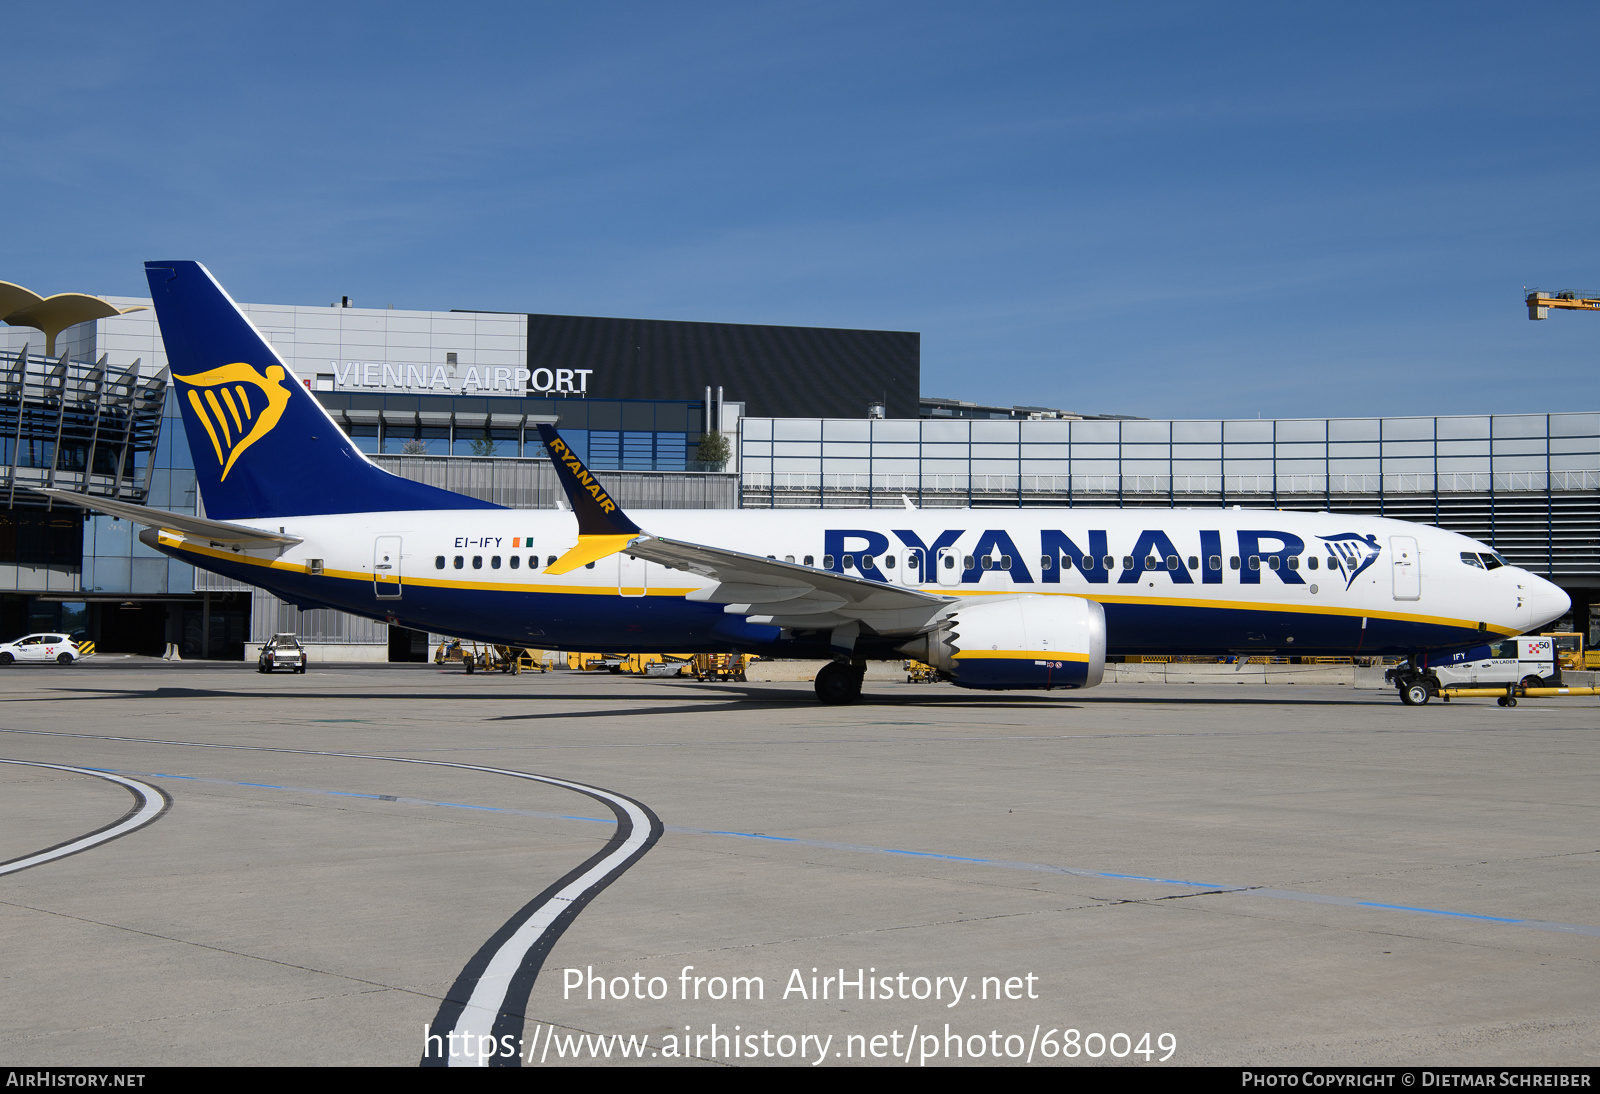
[0, 633, 83, 665]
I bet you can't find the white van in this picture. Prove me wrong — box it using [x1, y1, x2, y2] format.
[1429, 636, 1559, 689]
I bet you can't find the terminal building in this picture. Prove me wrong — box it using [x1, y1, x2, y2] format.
[2, 283, 1595, 659]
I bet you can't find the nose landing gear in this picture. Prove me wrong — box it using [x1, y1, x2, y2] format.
[1387, 655, 1440, 706]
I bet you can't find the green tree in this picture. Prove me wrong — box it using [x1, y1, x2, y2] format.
[470, 433, 497, 457]
[695, 430, 730, 468]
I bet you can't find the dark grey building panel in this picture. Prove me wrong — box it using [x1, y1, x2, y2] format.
[526, 314, 919, 420]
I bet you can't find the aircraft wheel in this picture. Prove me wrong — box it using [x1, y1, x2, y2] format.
[815, 662, 859, 705]
[1402, 682, 1430, 706]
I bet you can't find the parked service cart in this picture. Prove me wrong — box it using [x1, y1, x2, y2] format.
[1541, 632, 1585, 672]
[692, 653, 748, 682]
[435, 639, 511, 673]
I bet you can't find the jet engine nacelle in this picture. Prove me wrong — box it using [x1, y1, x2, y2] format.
[899, 594, 1106, 690]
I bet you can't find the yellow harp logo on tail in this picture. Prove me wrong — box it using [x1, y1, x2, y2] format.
[173, 362, 293, 481]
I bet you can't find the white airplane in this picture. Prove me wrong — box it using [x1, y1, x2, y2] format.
[41, 262, 1571, 705]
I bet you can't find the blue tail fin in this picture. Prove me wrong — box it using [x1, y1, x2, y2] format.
[145, 261, 500, 520]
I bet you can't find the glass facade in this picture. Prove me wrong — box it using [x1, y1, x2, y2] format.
[80, 389, 196, 595]
[316, 392, 701, 471]
[740, 414, 1600, 579]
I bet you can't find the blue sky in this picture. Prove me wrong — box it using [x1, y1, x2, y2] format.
[6, 2, 1597, 419]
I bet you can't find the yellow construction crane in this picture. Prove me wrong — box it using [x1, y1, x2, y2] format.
[1527, 288, 1600, 320]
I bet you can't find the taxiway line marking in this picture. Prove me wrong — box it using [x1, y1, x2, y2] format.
[0, 760, 170, 876]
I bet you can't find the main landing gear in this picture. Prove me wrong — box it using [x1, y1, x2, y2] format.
[815, 661, 866, 705]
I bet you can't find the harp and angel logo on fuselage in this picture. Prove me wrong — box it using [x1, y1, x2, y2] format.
[1319, 532, 1382, 589]
[173, 362, 293, 480]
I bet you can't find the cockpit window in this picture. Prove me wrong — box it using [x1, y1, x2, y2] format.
[1479, 553, 1505, 570]
[1460, 552, 1484, 569]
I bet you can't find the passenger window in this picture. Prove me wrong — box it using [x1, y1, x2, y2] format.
[963, 556, 975, 570]
[884, 555, 896, 569]
[454, 556, 464, 569]
[473, 556, 483, 569]
[804, 555, 815, 566]
[1249, 556, 1261, 570]
[1230, 556, 1241, 570]
[547, 555, 557, 567]
[435, 556, 445, 570]
[1166, 555, 1179, 570]
[1040, 555, 1052, 570]
[1187, 556, 1198, 569]
[843, 555, 855, 569]
[1102, 556, 1114, 570]
[1287, 555, 1299, 570]
[510, 556, 520, 569]
[1209, 556, 1222, 570]
[785, 555, 795, 563]
[1000, 555, 1012, 569]
[981, 556, 993, 570]
[1307, 556, 1318, 570]
[585, 561, 595, 570]
[491, 556, 501, 569]
[1145, 556, 1157, 570]
[943, 554, 955, 569]
[823, 555, 834, 568]
[1268, 555, 1280, 570]
[1122, 556, 1134, 570]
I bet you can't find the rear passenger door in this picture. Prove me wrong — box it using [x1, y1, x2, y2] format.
[374, 536, 403, 599]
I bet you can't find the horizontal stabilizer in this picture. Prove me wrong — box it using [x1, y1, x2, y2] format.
[34, 489, 302, 546]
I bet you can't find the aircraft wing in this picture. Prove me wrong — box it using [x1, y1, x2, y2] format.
[33, 488, 303, 547]
[627, 534, 953, 633]
[532, 421, 950, 636]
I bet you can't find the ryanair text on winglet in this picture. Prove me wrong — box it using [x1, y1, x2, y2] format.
[548, 437, 619, 515]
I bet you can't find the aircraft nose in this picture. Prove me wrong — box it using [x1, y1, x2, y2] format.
[1526, 576, 1570, 632]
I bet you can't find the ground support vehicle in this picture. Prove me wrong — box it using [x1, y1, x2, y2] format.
[905, 659, 939, 683]
[435, 639, 510, 673]
[515, 649, 552, 673]
[258, 633, 306, 674]
[692, 653, 748, 682]
[1542, 631, 1585, 671]
[0, 634, 83, 665]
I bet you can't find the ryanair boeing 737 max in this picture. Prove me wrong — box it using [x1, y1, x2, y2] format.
[39, 262, 1571, 704]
